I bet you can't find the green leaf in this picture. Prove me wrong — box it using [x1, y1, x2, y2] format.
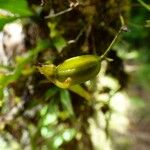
[0, 40, 50, 88]
[48, 22, 67, 53]
[60, 90, 74, 116]
[69, 85, 91, 101]
[0, 0, 32, 16]
[52, 36, 67, 53]
[45, 87, 59, 101]
[0, 16, 18, 30]
[40, 98, 59, 126]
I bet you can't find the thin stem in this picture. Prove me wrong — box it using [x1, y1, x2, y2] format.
[67, 27, 85, 44]
[100, 26, 125, 59]
[45, 0, 80, 19]
[45, 7, 73, 19]
[138, 0, 150, 11]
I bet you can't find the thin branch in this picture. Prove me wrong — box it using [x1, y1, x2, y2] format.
[45, 2, 79, 19]
[67, 28, 85, 44]
[45, 8, 72, 19]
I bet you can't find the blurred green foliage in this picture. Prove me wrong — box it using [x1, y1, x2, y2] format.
[0, 0, 32, 30]
[0, 0, 150, 150]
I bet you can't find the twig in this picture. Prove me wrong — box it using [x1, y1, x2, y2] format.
[45, 8, 72, 19]
[45, 2, 79, 19]
[67, 28, 85, 44]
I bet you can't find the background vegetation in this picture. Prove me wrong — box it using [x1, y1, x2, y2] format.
[0, 0, 150, 150]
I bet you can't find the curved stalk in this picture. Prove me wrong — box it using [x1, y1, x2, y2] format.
[100, 26, 128, 60]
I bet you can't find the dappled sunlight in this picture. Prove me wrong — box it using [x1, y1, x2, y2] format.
[0, 0, 150, 149]
[110, 92, 130, 133]
[90, 74, 132, 150]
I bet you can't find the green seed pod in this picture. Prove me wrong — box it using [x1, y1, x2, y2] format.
[56, 55, 101, 85]
[37, 55, 101, 88]
[37, 26, 124, 88]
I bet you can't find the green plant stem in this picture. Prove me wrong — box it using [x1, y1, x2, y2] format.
[100, 26, 124, 60]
